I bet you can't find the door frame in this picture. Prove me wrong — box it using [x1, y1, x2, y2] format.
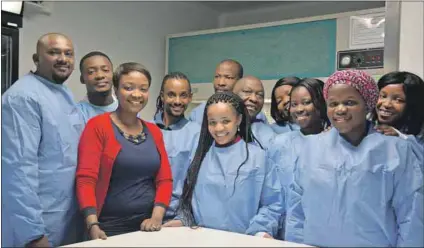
[1, 26, 19, 86]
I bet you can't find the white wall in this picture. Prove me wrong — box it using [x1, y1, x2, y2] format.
[398, 1, 424, 78]
[20, 1, 219, 118]
[218, 1, 385, 27]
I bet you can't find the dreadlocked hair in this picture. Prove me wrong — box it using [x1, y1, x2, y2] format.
[177, 91, 261, 227]
[155, 72, 191, 116]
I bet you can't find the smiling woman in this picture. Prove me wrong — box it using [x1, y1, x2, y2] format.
[163, 91, 283, 240]
[324, 70, 379, 146]
[76, 62, 173, 240]
[267, 77, 329, 240]
[372, 71, 424, 140]
[270, 77, 301, 134]
[289, 78, 330, 135]
[282, 70, 424, 247]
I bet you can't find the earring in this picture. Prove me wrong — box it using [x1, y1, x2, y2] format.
[237, 126, 240, 132]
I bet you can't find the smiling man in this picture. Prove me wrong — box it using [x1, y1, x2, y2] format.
[77, 51, 118, 124]
[2, 33, 84, 247]
[188, 59, 269, 125]
[152, 72, 200, 221]
[233, 75, 276, 149]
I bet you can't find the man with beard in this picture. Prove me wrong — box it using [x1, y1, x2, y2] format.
[77, 51, 118, 124]
[153, 72, 200, 221]
[189, 59, 268, 125]
[233, 75, 276, 149]
[2, 33, 84, 247]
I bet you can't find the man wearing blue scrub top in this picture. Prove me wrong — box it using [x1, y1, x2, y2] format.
[233, 75, 276, 149]
[2, 33, 84, 247]
[77, 51, 118, 124]
[189, 59, 268, 124]
[153, 72, 201, 221]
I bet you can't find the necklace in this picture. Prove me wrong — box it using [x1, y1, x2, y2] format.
[114, 122, 147, 145]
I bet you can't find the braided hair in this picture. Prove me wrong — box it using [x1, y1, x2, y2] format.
[177, 91, 261, 227]
[155, 72, 191, 116]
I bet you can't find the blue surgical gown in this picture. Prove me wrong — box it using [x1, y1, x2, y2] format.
[285, 125, 424, 247]
[188, 102, 206, 124]
[1, 73, 85, 247]
[267, 130, 306, 239]
[76, 98, 118, 124]
[189, 102, 269, 125]
[251, 122, 276, 150]
[256, 111, 270, 124]
[404, 134, 424, 173]
[418, 134, 424, 146]
[270, 122, 300, 134]
[178, 140, 283, 237]
[153, 113, 201, 220]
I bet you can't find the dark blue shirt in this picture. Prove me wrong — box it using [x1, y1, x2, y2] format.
[99, 120, 160, 235]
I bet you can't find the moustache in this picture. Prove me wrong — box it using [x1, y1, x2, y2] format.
[54, 63, 69, 68]
[170, 104, 185, 108]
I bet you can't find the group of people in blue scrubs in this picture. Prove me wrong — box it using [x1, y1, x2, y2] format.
[2, 32, 424, 247]
[268, 70, 424, 246]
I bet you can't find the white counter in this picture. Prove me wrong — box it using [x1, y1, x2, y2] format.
[63, 227, 313, 247]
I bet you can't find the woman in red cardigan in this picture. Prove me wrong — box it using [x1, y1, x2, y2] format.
[76, 62, 173, 240]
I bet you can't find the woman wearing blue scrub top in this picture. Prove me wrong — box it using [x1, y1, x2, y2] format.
[285, 70, 423, 247]
[371, 71, 424, 170]
[372, 71, 424, 142]
[164, 92, 283, 239]
[269, 77, 301, 134]
[268, 78, 330, 240]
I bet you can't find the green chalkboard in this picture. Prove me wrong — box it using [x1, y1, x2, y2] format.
[168, 19, 337, 83]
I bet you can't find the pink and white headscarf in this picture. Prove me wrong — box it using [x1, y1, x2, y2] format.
[323, 70, 379, 112]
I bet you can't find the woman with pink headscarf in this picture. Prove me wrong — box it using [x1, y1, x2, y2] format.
[283, 70, 423, 247]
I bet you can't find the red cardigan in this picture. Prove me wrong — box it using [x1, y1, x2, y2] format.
[76, 112, 173, 217]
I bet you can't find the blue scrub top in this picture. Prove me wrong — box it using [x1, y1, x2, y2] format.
[2, 73, 85, 247]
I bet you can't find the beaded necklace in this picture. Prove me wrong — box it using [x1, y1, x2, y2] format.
[114, 120, 147, 145]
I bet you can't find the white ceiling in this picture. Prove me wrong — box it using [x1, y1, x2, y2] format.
[197, 1, 297, 12]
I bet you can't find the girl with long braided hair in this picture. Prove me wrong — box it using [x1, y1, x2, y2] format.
[163, 91, 283, 239]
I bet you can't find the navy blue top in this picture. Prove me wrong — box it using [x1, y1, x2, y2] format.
[99, 120, 160, 234]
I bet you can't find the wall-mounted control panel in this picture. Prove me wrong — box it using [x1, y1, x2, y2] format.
[337, 47, 384, 70]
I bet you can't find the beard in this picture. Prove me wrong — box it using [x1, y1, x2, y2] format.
[52, 72, 71, 84]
